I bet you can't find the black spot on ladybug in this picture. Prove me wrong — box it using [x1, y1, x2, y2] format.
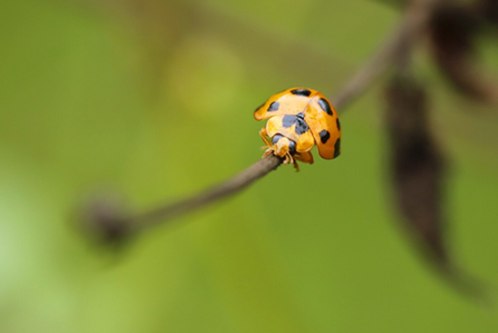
[296, 112, 305, 119]
[319, 130, 330, 144]
[336, 118, 341, 131]
[294, 118, 309, 135]
[272, 134, 284, 145]
[282, 115, 309, 134]
[318, 98, 333, 116]
[282, 115, 296, 128]
[334, 138, 341, 158]
[291, 88, 311, 97]
[288, 140, 296, 154]
[267, 101, 280, 112]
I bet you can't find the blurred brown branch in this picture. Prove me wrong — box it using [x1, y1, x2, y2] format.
[81, 0, 440, 243]
[85, 154, 284, 243]
[332, 0, 431, 109]
[80, 0, 494, 301]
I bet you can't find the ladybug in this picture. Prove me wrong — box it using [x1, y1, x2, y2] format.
[254, 87, 341, 170]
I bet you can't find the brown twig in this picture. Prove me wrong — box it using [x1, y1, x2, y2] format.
[332, 0, 433, 110]
[82, 155, 283, 243]
[83, 0, 439, 243]
[129, 154, 283, 233]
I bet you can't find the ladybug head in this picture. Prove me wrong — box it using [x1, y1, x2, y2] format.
[271, 134, 296, 159]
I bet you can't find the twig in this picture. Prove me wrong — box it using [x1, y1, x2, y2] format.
[128, 154, 283, 233]
[332, 0, 433, 110]
[83, 0, 439, 242]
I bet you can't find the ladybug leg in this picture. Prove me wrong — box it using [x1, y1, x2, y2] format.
[262, 149, 274, 158]
[260, 128, 276, 158]
[294, 151, 314, 165]
[292, 159, 300, 172]
[284, 152, 300, 172]
[259, 128, 272, 149]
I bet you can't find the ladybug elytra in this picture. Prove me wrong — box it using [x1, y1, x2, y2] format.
[254, 87, 341, 170]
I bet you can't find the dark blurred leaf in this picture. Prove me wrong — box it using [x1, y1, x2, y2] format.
[428, 3, 498, 104]
[386, 73, 447, 264]
[385, 73, 487, 300]
[474, 0, 498, 26]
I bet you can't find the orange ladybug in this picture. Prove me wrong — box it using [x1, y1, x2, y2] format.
[254, 87, 341, 170]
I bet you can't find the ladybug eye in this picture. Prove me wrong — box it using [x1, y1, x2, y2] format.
[288, 140, 296, 154]
[272, 134, 284, 145]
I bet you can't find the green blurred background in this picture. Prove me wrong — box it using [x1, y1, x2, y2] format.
[1, 0, 498, 332]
